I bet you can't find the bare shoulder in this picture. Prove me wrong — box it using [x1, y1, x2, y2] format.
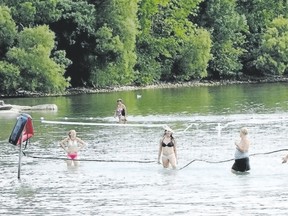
[76, 137, 84, 141]
[60, 137, 69, 142]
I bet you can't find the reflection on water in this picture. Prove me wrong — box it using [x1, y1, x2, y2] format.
[1, 84, 288, 215]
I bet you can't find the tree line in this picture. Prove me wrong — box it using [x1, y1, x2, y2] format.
[0, 0, 287, 95]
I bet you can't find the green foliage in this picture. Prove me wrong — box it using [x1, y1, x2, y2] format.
[6, 25, 70, 93]
[89, 25, 124, 87]
[136, 0, 211, 83]
[91, 0, 138, 87]
[135, 0, 170, 85]
[57, 0, 96, 35]
[0, 0, 288, 94]
[0, 6, 17, 56]
[17, 25, 55, 50]
[134, 59, 161, 85]
[237, 0, 288, 73]
[0, 61, 20, 94]
[90, 63, 119, 87]
[52, 50, 72, 70]
[2, 0, 62, 26]
[11, 2, 36, 26]
[134, 40, 162, 85]
[255, 16, 288, 75]
[175, 29, 212, 80]
[34, 0, 62, 24]
[200, 0, 248, 78]
[94, 25, 124, 66]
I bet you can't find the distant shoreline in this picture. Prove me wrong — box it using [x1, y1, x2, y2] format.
[1, 77, 288, 98]
[52, 76, 288, 96]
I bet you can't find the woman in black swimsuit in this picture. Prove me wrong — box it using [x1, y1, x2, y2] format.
[157, 125, 178, 169]
[114, 98, 127, 123]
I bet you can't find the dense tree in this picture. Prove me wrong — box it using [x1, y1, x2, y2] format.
[90, 0, 138, 87]
[198, 0, 248, 79]
[255, 16, 288, 75]
[0, 0, 62, 26]
[237, 0, 288, 75]
[0, 6, 17, 58]
[137, 0, 211, 84]
[49, 0, 96, 86]
[0, 5, 19, 94]
[0, 0, 287, 95]
[135, 0, 167, 85]
[0, 61, 20, 94]
[6, 25, 70, 93]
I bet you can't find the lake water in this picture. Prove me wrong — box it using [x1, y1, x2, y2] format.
[1, 83, 288, 215]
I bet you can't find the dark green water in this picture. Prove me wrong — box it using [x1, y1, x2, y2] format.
[3, 82, 288, 115]
[1, 82, 287, 140]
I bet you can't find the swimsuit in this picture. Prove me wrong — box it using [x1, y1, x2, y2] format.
[67, 140, 78, 160]
[234, 148, 249, 159]
[161, 140, 176, 161]
[232, 149, 250, 172]
[116, 108, 125, 117]
[67, 140, 78, 147]
[67, 152, 78, 160]
[162, 153, 176, 160]
[162, 141, 174, 147]
[232, 158, 250, 172]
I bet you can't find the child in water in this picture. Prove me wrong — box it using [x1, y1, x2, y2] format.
[60, 130, 86, 167]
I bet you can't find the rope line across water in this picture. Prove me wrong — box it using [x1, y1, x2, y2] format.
[22, 148, 288, 169]
[22, 152, 156, 163]
[178, 148, 288, 170]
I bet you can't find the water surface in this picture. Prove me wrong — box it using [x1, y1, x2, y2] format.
[1, 83, 288, 215]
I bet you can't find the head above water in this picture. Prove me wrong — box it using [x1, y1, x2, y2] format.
[68, 130, 76, 138]
[163, 125, 174, 133]
[240, 127, 248, 136]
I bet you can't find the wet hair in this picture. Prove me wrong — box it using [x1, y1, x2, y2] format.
[240, 127, 248, 135]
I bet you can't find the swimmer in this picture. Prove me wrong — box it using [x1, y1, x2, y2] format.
[114, 98, 127, 123]
[282, 154, 288, 163]
[59, 130, 86, 167]
[231, 127, 251, 173]
[157, 125, 178, 169]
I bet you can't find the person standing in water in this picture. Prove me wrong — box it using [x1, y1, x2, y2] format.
[282, 154, 288, 163]
[231, 127, 251, 173]
[60, 130, 86, 167]
[114, 98, 127, 123]
[158, 125, 178, 169]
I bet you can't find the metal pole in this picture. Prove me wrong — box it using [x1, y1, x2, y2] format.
[17, 131, 24, 180]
